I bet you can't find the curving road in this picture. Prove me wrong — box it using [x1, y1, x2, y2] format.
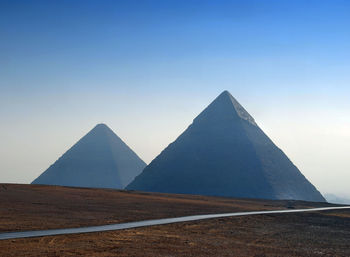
[1, 206, 349, 240]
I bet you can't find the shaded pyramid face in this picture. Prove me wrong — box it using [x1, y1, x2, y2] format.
[127, 91, 325, 202]
[32, 124, 146, 189]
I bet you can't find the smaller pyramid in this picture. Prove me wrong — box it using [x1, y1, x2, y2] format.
[32, 124, 146, 189]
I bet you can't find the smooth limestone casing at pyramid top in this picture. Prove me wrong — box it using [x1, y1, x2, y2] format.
[32, 124, 146, 189]
[127, 91, 325, 202]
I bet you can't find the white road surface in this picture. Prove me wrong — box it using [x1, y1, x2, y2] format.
[1, 206, 349, 240]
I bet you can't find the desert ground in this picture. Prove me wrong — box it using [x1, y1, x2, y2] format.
[0, 184, 349, 256]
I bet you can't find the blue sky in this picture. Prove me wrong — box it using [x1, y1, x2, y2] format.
[1, 0, 350, 197]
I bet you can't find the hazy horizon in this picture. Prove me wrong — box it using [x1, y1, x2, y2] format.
[1, 0, 349, 198]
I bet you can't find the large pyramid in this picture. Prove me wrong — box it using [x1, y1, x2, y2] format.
[127, 91, 325, 202]
[32, 123, 146, 189]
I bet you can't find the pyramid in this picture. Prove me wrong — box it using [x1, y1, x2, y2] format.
[32, 123, 146, 189]
[127, 91, 325, 202]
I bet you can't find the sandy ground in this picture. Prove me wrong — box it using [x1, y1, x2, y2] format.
[0, 184, 349, 256]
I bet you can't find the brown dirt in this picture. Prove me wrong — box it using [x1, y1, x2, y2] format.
[0, 183, 331, 233]
[0, 184, 348, 256]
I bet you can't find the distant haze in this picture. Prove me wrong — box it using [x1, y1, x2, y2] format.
[1, 1, 349, 198]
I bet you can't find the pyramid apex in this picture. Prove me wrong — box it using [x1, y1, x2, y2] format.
[217, 90, 233, 99]
[221, 90, 231, 95]
[93, 123, 110, 131]
[86, 123, 114, 138]
[96, 123, 108, 127]
[196, 90, 257, 126]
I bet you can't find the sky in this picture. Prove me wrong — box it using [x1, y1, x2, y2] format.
[1, 0, 350, 198]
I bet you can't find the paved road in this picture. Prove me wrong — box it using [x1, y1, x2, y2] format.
[1, 206, 349, 240]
